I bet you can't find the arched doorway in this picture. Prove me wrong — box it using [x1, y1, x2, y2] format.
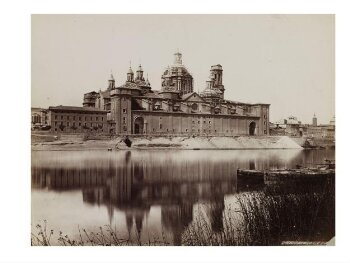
[134, 117, 144, 134]
[249, 122, 256, 136]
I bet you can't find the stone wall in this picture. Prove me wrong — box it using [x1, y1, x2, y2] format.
[132, 111, 260, 136]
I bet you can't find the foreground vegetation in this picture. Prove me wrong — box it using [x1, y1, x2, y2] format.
[32, 180, 334, 246]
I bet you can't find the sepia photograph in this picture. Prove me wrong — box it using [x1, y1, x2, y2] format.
[30, 14, 336, 247]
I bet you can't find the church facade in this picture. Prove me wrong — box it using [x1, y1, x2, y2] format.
[83, 52, 270, 136]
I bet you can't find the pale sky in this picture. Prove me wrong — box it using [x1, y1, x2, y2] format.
[32, 14, 335, 124]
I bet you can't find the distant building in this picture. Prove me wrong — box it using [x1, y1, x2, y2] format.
[83, 51, 270, 136]
[312, 113, 317, 126]
[47, 106, 108, 133]
[270, 116, 307, 137]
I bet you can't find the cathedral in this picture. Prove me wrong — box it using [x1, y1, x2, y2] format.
[83, 52, 270, 136]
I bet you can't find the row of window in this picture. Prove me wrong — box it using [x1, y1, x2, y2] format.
[54, 115, 104, 121]
[53, 122, 104, 128]
[192, 120, 212, 124]
[54, 127, 105, 132]
[151, 128, 250, 133]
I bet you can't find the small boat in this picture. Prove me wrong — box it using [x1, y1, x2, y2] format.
[237, 165, 335, 187]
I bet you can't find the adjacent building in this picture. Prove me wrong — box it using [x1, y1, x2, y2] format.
[47, 106, 108, 133]
[31, 107, 48, 129]
[83, 52, 270, 136]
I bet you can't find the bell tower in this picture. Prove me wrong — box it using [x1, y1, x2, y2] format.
[127, 66, 134, 82]
[210, 65, 225, 99]
[107, 72, 115, 90]
[135, 64, 144, 81]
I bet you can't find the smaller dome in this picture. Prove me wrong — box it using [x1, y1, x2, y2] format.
[137, 64, 143, 72]
[128, 67, 134, 74]
[201, 88, 220, 97]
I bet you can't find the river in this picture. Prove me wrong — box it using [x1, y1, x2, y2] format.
[31, 149, 335, 245]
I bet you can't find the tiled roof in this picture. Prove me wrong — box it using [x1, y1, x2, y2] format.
[119, 82, 141, 89]
[181, 92, 196, 100]
[142, 92, 162, 99]
[224, 99, 251, 105]
[49, 106, 107, 113]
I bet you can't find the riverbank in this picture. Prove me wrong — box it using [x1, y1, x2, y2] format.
[31, 135, 302, 151]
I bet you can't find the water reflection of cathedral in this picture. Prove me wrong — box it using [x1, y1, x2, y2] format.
[32, 149, 331, 244]
[32, 151, 242, 243]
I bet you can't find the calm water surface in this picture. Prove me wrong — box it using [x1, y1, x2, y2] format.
[31, 149, 335, 245]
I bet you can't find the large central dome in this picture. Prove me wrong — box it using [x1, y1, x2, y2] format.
[161, 52, 193, 95]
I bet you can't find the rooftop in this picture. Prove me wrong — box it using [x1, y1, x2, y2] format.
[49, 106, 107, 113]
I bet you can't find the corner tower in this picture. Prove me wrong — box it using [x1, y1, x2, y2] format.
[210, 65, 225, 99]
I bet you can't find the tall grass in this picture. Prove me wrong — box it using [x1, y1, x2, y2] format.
[31, 221, 171, 246]
[182, 180, 335, 246]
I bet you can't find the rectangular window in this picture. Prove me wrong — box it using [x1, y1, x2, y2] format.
[198, 121, 200, 124]
[79, 117, 81, 121]
[209, 121, 211, 124]
[61, 116, 63, 120]
[102, 117, 104, 121]
[67, 116, 70, 120]
[264, 115, 266, 119]
[186, 129, 188, 132]
[73, 116, 75, 121]
[264, 130, 267, 134]
[55, 121, 57, 126]
[91, 117, 92, 121]
[79, 123, 81, 126]
[55, 116, 57, 120]
[67, 122, 69, 127]
[91, 123, 93, 127]
[96, 117, 98, 121]
[123, 109, 127, 114]
[123, 117, 126, 124]
[160, 124, 163, 129]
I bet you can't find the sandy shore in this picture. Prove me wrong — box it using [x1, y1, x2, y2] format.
[31, 135, 302, 151]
